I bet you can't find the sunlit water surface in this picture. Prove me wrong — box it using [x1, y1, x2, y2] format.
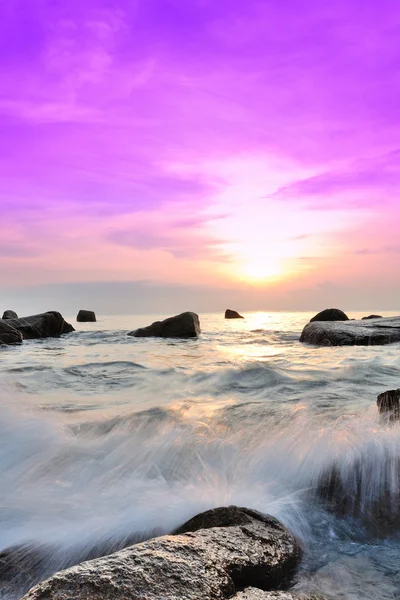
[1, 311, 400, 599]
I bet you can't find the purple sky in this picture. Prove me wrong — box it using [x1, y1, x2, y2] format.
[1, 0, 399, 313]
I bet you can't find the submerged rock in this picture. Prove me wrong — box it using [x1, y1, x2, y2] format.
[23, 506, 302, 600]
[2, 310, 18, 319]
[0, 321, 23, 346]
[225, 309, 244, 319]
[377, 389, 400, 421]
[309, 308, 349, 322]
[300, 316, 400, 346]
[362, 315, 383, 320]
[76, 309, 96, 322]
[128, 311, 201, 338]
[4, 312, 75, 340]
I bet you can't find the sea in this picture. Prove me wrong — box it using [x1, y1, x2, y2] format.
[1, 311, 400, 599]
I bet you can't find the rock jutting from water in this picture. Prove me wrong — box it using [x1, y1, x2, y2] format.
[128, 311, 201, 338]
[76, 309, 97, 322]
[0, 320, 23, 346]
[377, 388, 400, 421]
[309, 308, 349, 322]
[300, 315, 400, 346]
[2, 310, 18, 319]
[315, 447, 400, 535]
[22, 506, 302, 600]
[362, 315, 383, 320]
[3, 311, 75, 340]
[225, 309, 244, 319]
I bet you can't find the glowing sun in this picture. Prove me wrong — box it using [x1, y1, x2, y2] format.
[241, 256, 281, 281]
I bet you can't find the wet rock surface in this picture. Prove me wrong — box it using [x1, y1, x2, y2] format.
[225, 309, 244, 319]
[0, 532, 162, 598]
[77, 310, 97, 322]
[233, 589, 324, 600]
[309, 309, 349, 322]
[23, 506, 302, 600]
[0, 320, 23, 346]
[128, 311, 201, 338]
[316, 457, 400, 534]
[300, 316, 400, 346]
[2, 309, 18, 319]
[377, 389, 400, 421]
[4, 312, 75, 340]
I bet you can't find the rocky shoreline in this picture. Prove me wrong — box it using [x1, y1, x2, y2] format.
[1, 306, 399, 599]
[1, 307, 400, 347]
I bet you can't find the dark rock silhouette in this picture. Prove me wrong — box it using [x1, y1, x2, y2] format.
[377, 388, 400, 421]
[362, 314, 383, 320]
[2, 310, 18, 320]
[310, 308, 349, 322]
[4, 312, 75, 340]
[76, 310, 96, 322]
[225, 309, 244, 319]
[129, 312, 200, 338]
[300, 316, 400, 346]
[22, 506, 301, 600]
[0, 321, 23, 346]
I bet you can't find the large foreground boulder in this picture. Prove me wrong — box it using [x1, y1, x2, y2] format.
[77, 310, 96, 322]
[300, 316, 400, 346]
[129, 312, 201, 339]
[225, 309, 244, 319]
[309, 308, 349, 322]
[22, 506, 302, 600]
[0, 321, 23, 346]
[2, 310, 18, 319]
[4, 312, 75, 340]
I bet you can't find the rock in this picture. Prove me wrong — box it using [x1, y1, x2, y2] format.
[174, 505, 273, 534]
[22, 506, 302, 600]
[377, 389, 400, 421]
[76, 310, 96, 322]
[2, 310, 18, 319]
[362, 315, 383, 320]
[0, 532, 162, 598]
[225, 309, 244, 319]
[128, 312, 201, 339]
[300, 316, 400, 346]
[316, 455, 400, 534]
[0, 321, 23, 346]
[309, 308, 349, 322]
[4, 312, 75, 340]
[232, 589, 324, 600]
